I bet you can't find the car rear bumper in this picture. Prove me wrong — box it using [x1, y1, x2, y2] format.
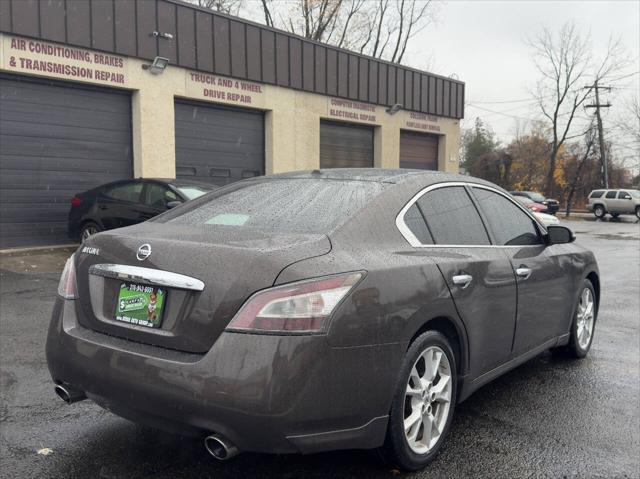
[46, 298, 396, 454]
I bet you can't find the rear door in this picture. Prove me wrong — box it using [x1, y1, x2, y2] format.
[470, 186, 573, 354]
[97, 181, 144, 230]
[403, 184, 517, 378]
[604, 190, 618, 212]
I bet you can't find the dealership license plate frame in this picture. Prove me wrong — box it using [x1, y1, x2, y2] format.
[114, 282, 167, 329]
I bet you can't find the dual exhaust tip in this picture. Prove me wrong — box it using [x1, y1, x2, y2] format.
[54, 385, 239, 460]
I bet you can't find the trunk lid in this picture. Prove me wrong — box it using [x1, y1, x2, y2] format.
[74, 223, 331, 353]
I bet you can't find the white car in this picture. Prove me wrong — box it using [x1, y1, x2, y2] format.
[534, 212, 560, 226]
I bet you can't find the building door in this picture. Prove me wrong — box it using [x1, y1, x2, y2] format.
[399, 130, 439, 170]
[174, 100, 264, 186]
[0, 75, 132, 248]
[320, 120, 374, 168]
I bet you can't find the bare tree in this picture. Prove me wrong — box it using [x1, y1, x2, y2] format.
[258, 0, 436, 65]
[528, 22, 626, 197]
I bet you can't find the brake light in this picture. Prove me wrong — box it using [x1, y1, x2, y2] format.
[57, 255, 78, 300]
[71, 196, 82, 206]
[226, 272, 363, 334]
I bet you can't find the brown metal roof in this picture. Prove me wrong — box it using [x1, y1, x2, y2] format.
[0, 0, 465, 119]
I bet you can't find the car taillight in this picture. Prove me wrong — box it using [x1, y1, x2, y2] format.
[70, 196, 82, 206]
[57, 255, 78, 300]
[226, 272, 363, 334]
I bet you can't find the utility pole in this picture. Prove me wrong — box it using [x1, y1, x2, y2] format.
[585, 81, 612, 188]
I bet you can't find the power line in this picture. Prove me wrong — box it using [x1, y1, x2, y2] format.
[466, 97, 539, 105]
[465, 104, 540, 122]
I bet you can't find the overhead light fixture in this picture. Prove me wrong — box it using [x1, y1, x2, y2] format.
[142, 56, 169, 75]
[385, 103, 403, 115]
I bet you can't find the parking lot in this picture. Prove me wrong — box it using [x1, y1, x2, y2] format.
[1, 217, 638, 479]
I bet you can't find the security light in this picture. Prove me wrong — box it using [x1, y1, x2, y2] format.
[385, 103, 403, 115]
[142, 56, 169, 75]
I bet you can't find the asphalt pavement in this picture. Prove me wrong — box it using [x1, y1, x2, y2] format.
[1, 217, 638, 478]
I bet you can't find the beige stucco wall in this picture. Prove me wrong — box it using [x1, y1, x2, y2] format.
[0, 33, 460, 178]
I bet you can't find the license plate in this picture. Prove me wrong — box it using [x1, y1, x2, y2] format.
[114, 282, 166, 328]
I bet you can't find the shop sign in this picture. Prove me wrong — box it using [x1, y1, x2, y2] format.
[327, 98, 378, 123]
[187, 72, 266, 108]
[404, 112, 441, 132]
[1, 34, 128, 86]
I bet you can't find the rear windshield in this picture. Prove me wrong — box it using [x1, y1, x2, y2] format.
[157, 179, 386, 233]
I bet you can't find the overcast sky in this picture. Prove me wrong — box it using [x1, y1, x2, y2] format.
[406, 0, 639, 165]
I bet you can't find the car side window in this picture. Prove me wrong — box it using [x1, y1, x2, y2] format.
[103, 182, 143, 203]
[590, 190, 604, 198]
[403, 203, 433, 244]
[472, 188, 542, 246]
[144, 183, 178, 209]
[605, 191, 617, 199]
[618, 191, 631, 200]
[416, 186, 490, 245]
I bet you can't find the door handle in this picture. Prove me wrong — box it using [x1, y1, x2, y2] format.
[452, 274, 473, 288]
[516, 267, 532, 280]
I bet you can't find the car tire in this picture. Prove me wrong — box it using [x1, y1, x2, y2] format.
[379, 331, 457, 471]
[80, 221, 101, 242]
[560, 279, 597, 359]
[593, 205, 606, 219]
[635, 206, 640, 220]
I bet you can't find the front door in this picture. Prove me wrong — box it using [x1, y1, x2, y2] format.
[470, 186, 573, 354]
[411, 185, 518, 378]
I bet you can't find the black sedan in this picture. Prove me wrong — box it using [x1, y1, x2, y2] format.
[48, 169, 598, 471]
[510, 190, 559, 214]
[68, 178, 215, 241]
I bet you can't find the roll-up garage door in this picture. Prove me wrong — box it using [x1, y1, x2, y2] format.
[0, 75, 132, 249]
[320, 120, 374, 168]
[400, 130, 439, 170]
[174, 100, 264, 185]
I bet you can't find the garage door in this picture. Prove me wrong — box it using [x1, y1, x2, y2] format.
[400, 130, 439, 170]
[0, 75, 132, 249]
[320, 120, 374, 168]
[174, 100, 264, 185]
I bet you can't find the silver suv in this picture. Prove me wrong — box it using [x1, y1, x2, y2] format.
[587, 189, 640, 219]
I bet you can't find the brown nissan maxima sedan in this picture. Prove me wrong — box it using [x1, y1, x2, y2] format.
[46, 169, 599, 470]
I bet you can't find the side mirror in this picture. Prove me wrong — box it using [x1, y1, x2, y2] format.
[166, 200, 182, 209]
[622, 195, 631, 200]
[546, 225, 575, 245]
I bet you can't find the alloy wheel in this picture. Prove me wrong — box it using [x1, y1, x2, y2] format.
[576, 287, 595, 350]
[81, 225, 98, 241]
[403, 346, 452, 454]
[594, 206, 605, 218]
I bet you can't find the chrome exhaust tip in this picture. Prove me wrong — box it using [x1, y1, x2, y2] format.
[54, 384, 86, 404]
[204, 434, 240, 461]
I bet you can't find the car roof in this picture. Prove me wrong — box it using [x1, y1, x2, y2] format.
[268, 168, 485, 186]
[146, 178, 217, 189]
